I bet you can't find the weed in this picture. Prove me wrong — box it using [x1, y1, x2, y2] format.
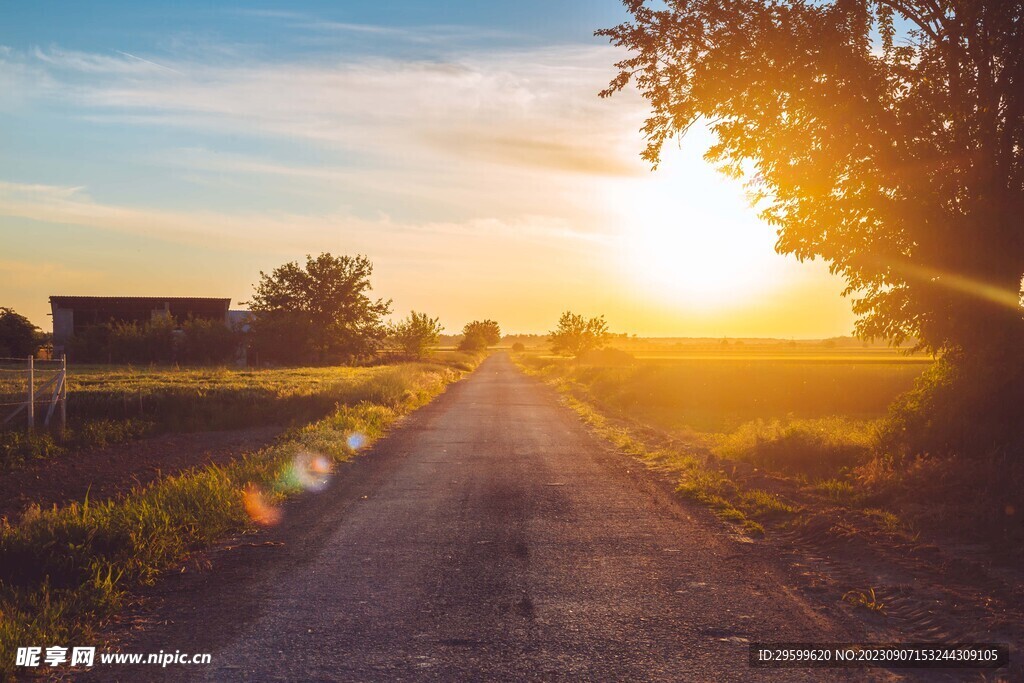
[842, 588, 886, 614]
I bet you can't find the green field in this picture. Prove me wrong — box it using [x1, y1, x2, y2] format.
[1, 353, 479, 471]
[520, 350, 929, 433]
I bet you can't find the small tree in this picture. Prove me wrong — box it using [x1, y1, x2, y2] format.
[459, 319, 501, 352]
[0, 308, 43, 358]
[388, 311, 443, 360]
[549, 311, 610, 358]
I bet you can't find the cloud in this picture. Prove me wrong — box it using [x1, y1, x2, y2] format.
[0, 180, 610, 255]
[0, 42, 642, 178]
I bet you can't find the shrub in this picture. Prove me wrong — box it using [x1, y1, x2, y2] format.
[459, 320, 501, 351]
[180, 318, 239, 365]
[388, 311, 443, 360]
[713, 417, 878, 479]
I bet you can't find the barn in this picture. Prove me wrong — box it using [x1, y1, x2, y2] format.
[49, 296, 232, 355]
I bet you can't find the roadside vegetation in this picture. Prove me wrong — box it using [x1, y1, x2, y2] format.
[386, 311, 444, 360]
[517, 346, 1023, 550]
[0, 360, 472, 678]
[458, 319, 502, 352]
[597, 0, 1024, 557]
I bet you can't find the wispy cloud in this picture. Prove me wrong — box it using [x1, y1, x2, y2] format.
[113, 50, 185, 75]
[0, 180, 611, 254]
[1, 43, 641, 179]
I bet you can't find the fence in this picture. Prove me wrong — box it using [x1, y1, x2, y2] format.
[0, 356, 67, 435]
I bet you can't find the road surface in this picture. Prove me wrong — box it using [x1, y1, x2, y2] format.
[123, 353, 863, 681]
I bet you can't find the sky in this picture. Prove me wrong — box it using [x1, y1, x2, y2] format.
[0, 1, 855, 337]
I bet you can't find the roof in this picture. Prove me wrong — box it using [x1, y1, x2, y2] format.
[50, 296, 231, 308]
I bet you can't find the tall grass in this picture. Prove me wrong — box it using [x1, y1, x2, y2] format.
[0, 363, 466, 678]
[517, 354, 925, 536]
[0, 363, 459, 471]
[712, 417, 880, 478]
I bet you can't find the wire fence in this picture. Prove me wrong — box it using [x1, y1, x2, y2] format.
[0, 357, 67, 433]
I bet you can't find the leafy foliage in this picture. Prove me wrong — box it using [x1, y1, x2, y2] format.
[248, 253, 392, 364]
[599, 0, 1024, 454]
[388, 311, 443, 359]
[458, 319, 501, 352]
[66, 317, 237, 365]
[548, 311, 609, 358]
[0, 308, 43, 358]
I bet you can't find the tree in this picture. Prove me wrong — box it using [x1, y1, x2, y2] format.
[599, 1, 1024, 455]
[0, 308, 44, 358]
[248, 253, 392, 364]
[549, 311, 610, 358]
[458, 319, 502, 352]
[388, 311, 443, 360]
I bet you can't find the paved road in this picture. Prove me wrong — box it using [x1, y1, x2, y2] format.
[128, 354, 862, 681]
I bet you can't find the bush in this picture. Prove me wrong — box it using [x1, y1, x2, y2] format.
[68, 317, 239, 366]
[459, 320, 501, 352]
[879, 354, 1024, 460]
[511, 342, 525, 353]
[388, 311, 443, 360]
[250, 312, 314, 365]
[180, 318, 239, 365]
[713, 417, 878, 478]
[68, 318, 176, 364]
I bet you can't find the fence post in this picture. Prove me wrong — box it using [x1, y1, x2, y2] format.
[60, 354, 67, 439]
[27, 355, 34, 431]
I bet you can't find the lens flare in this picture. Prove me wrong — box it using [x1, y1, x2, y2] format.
[285, 451, 333, 492]
[242, 484, 281, 526]
[347, 433, 367, 451]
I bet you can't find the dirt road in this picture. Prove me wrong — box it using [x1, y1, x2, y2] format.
[117, 354, 878, 681]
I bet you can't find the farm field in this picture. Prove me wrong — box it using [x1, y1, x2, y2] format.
[518, 348, 929, 433]
[515, 349, 1019, 541]
[0, 355, 474, 677]
[0, 353, 477, 471]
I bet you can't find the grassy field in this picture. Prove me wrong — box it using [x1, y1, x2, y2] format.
[519, 349, 927, 432]
[517, 348, 938, 536]
[0, 352, 479, 471]
[0, 356, 475, 677]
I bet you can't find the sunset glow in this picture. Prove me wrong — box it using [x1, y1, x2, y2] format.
[0, 2, 854, 338]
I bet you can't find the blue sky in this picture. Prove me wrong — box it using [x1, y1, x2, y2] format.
[0, 1, 854, 336]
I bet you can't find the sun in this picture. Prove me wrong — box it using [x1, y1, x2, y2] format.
[607, 146, 786, 309]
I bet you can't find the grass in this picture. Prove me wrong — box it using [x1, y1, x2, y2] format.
[711, 417, 879, 478]
[516, 353, 926, 539]
[0, 356, 481, 472]
[0, 360, 472, 679]
[842, 588, 886, 614]
[520, 354, 925, 432]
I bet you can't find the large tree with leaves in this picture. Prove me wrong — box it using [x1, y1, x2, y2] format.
[248, 253, 392, 364]
[0, 308, 44, 358]
[599, 0, 1024, 455]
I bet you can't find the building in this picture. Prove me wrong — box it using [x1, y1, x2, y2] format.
[49, 296, 232, 355]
